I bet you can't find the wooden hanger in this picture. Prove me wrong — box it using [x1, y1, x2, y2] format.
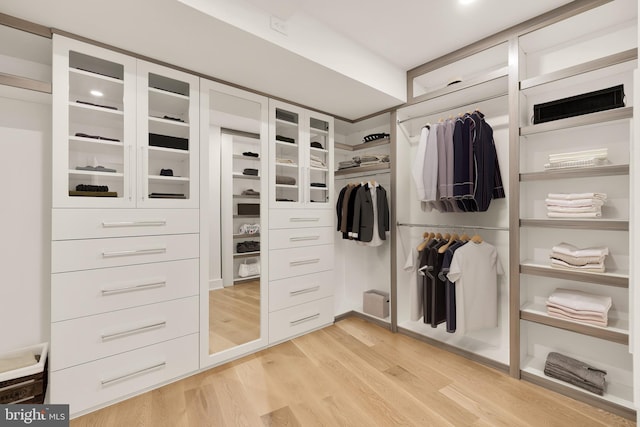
[459, 232, 470, 242]
[438, 233, 459, 254]
[416, 232, 432, 251]
[442, 232, 451, 241]
[471, 232, 483, 244]
[434, 232, 443, 240]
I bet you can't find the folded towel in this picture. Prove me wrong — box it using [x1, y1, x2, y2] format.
[547, 206, 602, 213]
[276, 175, 296, 185]
[551, 242, 609, 258]
[547, 193, 607, 201]
[544, 352, 606, 395]
[550, 252, 605, 267]
[550, 258, 605, 273]
[546, 301, 609, 318]
[546, 308, 608, 327]
[545, 198, 605, 207]
[243, 168, 259, 176]
[547, 288, 612, 313]
[547, 212, 602, 218]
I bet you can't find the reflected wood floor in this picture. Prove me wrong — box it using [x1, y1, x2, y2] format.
[209, 280, 261, 354]
[71, 317, 634, 426]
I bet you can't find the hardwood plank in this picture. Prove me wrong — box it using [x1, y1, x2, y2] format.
[261, 406, 301, 427]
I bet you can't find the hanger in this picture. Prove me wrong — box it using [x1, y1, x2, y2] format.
[416, 231, 433, 251]
[438, 233, 459, 254]
[434, 232, 443, 240]
[442, 232, 451, 241]
[471, 231, 483, 244]
[459, 231, 470, 242]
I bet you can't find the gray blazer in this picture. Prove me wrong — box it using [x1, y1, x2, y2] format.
[351, 184, 389, 242]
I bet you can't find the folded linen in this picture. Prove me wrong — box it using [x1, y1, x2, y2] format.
[550, 258, 605, 273]
[276, 175, 296, 185]
[545, 198, 605, 207]
[551, 252, 605, 267]
[551, 242, 609, 258]
[547, 205, 602, 213]
[547, 212, 602, 218]
[546, 307, 608, 327]
[547, 193, 607, 201]
[546, 288, 612, 313]
[544, 352, 606, 395]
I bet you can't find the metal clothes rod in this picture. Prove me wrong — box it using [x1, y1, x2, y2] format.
[397, 222, 509, 231]
[396, 92, 508, 125]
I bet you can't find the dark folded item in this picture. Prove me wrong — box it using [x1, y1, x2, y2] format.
[75, 132, 120, 142]
[311, 141, 324, 149]
[544, 352, 606, 395]
[243, 152, 259, 157]
[276, 198, 294, 202]
[276, 109, 297, 123]
[276, 175, 296, 185]
[76, 100, 118, 110]
[160, 168, 173, 176]
[149, 133, 188, 150]
[362, 132, 390, 142]
[76, 184, 109, 192]
[149, 192, 186, 199]
[241, 189, 260, 196]
[310, 183, 326, 187]
[238, 203, 259, 215]
[75, 165, 117, 173]
[276, 135, 295, 144]
[338, 163, 359, 170]
[243, 168, 259, 176]
[162, 115, 184, 122]
[236, 240, 260, 253]
[69, 190, 117, 197]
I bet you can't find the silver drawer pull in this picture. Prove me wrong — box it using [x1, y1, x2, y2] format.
[102, 220, 167, 228]
[101, 281, 167, 296]
[289, 217, 320, 222]
[102, 247, 167, 258]
[290, 285, 320, 296]
[289, 235, 320, 242]
[290, 258, 320, 266]
[290, 313, 320, 326]
[101, 361, 166, 387]
[101, 321, 167, 341]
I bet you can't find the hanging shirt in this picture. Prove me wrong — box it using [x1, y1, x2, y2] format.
[447, 240, 503, 334]
[404, 247, 423, 321]
[412, 126, 430, 200]
[470, 111, 506, 212]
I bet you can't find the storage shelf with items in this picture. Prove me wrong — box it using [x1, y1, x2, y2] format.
[514, 0, 636, 417]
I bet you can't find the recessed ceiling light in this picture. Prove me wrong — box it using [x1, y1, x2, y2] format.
[459, 0, 476, 5]
[90, 90, 103, 97]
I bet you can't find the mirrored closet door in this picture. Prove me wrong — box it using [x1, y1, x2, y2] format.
[199, 80, 269, 367]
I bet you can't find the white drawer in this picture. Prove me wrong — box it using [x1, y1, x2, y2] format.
[269, 271, 334, 312]
[269, 227, 334, 250]
[51, 296, 198, 371]
[268, 208, 334, 229]
[52, 233, 198, 273]
[51, 259, 198, 322]
[49, 333, 198, 416]
[268, 244, 334, 281]
[52, 209, 199, 240]
[269, 296, 334, 344]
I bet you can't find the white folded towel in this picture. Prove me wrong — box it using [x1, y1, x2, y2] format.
[547, 307, 608, 327]
[551, 242, 609, 258]
[547, 212, 602, 218]
[545, 198, 605, 207]
[547, 288, 612, 313]
[547, 205, 601, 213]
[547, 193, 607, 201]
[546, 301, 609, 318]
[550, 258, 605, 272]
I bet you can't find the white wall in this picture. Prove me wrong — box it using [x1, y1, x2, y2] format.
[0, 94, 51, 353]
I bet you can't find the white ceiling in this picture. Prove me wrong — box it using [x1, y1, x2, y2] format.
[2, 0, 573, 119]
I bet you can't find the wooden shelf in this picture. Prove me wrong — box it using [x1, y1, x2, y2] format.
[519, 219, 628, 231]
[335, 163, 390, 176]
[519, 261, 628, 288]
[0, 72, 51, 94]
[520, 164, 629, 181]
[520, 302, 627, 345]
[335, 137, 390, 151]
[520, 107, 633, 136]
[520, 48, 638, 90]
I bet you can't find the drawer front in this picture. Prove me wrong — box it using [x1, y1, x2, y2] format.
[269, 227, 334, 250]
[268, 245, 334, 281]
[269, 271, 334, 312]
[268, 209, 334, 229]
[52, 209, 199, 240]
[51, 296, 198, 371]
[51, 259, 198, 322]
[269, 296, 334, 344]
[49, 334, 198, 416]
[52, 233, 198, 273]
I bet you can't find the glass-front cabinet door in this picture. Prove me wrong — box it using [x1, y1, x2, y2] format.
[307, 113, 332, 207]
[270, 102, 303, 207]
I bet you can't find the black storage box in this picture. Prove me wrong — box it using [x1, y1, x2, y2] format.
[149, 133, 188, 150]
[533, 85, 624, 124]
[238, 203, 260, 215]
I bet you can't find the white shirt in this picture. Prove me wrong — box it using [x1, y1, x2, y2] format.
[403, 247, 423, 321]
[411, 126, 429, 201]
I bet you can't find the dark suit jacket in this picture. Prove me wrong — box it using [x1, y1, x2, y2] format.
[351, 184, 389, 242]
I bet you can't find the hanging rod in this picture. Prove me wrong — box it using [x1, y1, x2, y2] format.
[396, 92, 508, 125]
[221, 127, 260, 139]
[397, 222, 509, 231]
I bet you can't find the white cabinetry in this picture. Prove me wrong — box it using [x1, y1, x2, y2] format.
[50, 35, 199, 416]
[516, 0, 637, 416]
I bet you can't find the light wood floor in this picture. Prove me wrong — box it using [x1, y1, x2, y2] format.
[209, 280, 261, 354]
[71, 317, 634, 426]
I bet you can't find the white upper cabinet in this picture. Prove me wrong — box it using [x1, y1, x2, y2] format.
[52, 35, 199, 208]
[269, 99, 333, 209]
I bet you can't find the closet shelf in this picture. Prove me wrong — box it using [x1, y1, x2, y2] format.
[233, 194, 260, 199]
[520, 357, 634, 413]
[520, 164, 629, 181]
[519, 219, 629, 231]
[275, 162, 298, 168]
[519, 261, 628, 288]
[275, 141, 298, 149]
[232, 174, 260, 180]
[69, 136, 122, 148]
[275, 118, 298, 128]
[68, 169, 123, 178]
[309, 147, 329, 153]
[413, 66, 508, 104]
[233, 154, 260, 161]
[69, 101, 124, 116]
[233, 251, 260, 259]
[148, 175, 189, 183]
[335, 137, 390, 151]
[335, 163, 391, 176]
[520, 302, 628, 345]
[0, 72, 51, 94]
[69, 67, 122, 84]
[148, 145, 190, 160]
[233, 275, 260, 283]
[148, 115, 189, 128]
[233, 214, 260, 219]
[520, 107, 633, 136]
[233, 233, 260, 239]
[520, 48, 638, 90]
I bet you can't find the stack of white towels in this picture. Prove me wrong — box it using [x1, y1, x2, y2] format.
[550, 242, 608, 273]
[544, 148, 608, 170]
[546, 288, 612, 327]
[545, 192, 606, 218]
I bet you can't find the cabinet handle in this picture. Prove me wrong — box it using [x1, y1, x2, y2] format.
[289, 217, 320, 222]
[290, 285, 320, 296]
[101, 281, 167, 296]
[102, 247, 167, 258]
[289, 258, 320, 266]
[289, 235, 320, 242]
[102, 220, 167, 228]
[101, 320, 167, 341]
[290, 313, 320, 326]
[101, 361, 166, 387]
